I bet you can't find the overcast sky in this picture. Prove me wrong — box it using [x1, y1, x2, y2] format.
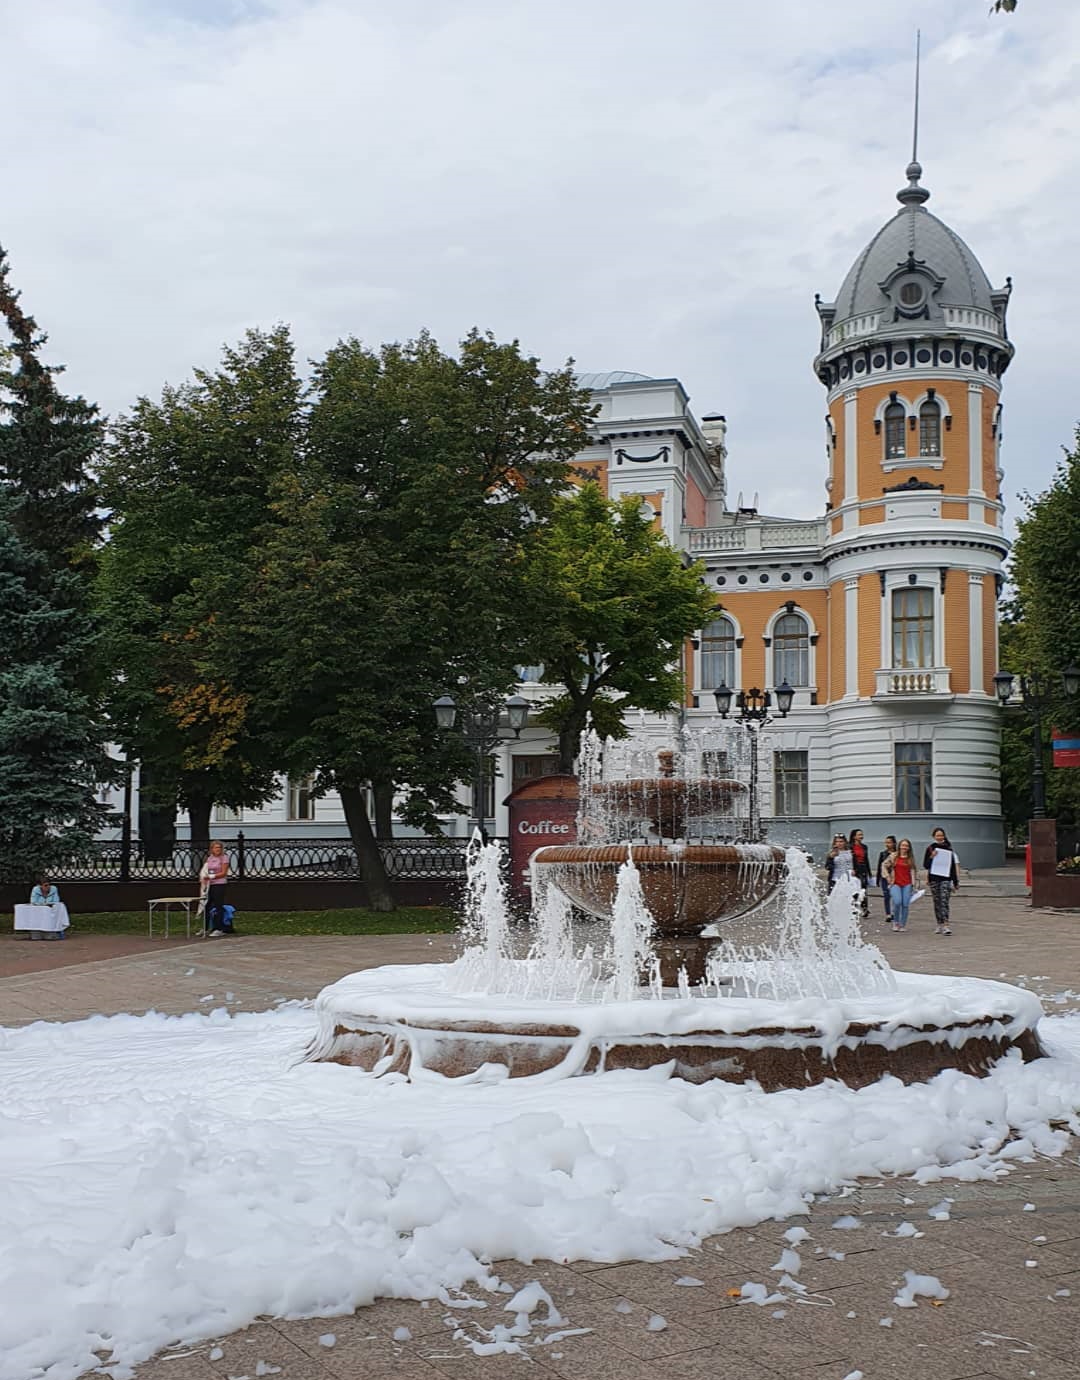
[4, 0, 1078, 521]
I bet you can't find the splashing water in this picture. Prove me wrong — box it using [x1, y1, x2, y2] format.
[605, 849, 655, 1001]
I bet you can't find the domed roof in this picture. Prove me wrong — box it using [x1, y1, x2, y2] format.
[828, 162, 999, 327]
[575, 370, 653, 389]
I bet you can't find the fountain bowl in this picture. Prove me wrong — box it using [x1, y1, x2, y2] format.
[531, 841, 785, 983]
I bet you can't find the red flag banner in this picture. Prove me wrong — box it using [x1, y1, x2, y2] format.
[1052, 729, 1080, 768]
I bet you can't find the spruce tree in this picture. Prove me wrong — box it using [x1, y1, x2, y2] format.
[0, 244, 103, 572]
[0, 499, 107, 882]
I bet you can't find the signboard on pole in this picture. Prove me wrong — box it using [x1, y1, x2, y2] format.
[1052, 730, 1080, 768]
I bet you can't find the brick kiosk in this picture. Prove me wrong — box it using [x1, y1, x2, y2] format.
[504, 775, 579, 903]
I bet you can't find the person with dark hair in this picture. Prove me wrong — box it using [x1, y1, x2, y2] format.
[875, 835, 898, 924]
[848, 828, 871, 918]
[883, 839, 920, 932]
[825, 834, 853, 892]
[924, 827, 959, 936]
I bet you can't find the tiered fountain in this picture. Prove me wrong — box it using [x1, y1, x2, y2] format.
[309, 725, 1045, 1089]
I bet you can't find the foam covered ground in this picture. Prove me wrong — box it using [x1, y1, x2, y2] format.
[4, 1004, 1080, 1380]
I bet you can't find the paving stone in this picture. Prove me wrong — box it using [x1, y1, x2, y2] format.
[202, 1320, 331, 1379]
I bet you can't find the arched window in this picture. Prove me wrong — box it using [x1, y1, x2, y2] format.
[884, 401, 906, 460]
[700, 616, 735, 690]
[919, 399, 942, 457]
[892, 588, 935, 668]
[773, 613, 810, 687]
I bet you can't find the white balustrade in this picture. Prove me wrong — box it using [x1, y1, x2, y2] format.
[874, 667, 952, 697]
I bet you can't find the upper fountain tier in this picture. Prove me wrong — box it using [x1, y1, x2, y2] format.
[590, 748, 746, 840]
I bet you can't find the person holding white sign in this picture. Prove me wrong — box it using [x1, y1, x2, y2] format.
[923, 828, 959, 936]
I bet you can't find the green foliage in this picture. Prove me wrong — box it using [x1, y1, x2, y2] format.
[0, 501, 108, 881]
[521, 483, 717, 768]
[1003, 427, 1080, 832]
[70, 906, 457, 936]
[236, 331, 593, 802]
[0, 244, 103, 572]
[97, 327, 301, 832]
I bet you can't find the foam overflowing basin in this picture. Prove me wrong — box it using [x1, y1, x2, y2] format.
[309, 964, 1046, 1088]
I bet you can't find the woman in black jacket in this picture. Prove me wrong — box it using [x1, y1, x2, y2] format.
[848, 827, 872, 917]
[875, 835, 897, 924]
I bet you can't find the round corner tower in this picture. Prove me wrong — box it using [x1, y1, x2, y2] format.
[812, 159, 1012, 864]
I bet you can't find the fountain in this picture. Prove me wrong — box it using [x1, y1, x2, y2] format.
[308, 724, 1045, 1088]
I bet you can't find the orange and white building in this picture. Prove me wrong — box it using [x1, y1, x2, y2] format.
[521, 157, 1012, 866]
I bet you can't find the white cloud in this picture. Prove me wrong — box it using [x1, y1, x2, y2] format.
[4, 0, 1079, 519]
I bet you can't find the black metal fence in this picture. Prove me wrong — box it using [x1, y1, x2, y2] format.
[37, 835, 476, 883]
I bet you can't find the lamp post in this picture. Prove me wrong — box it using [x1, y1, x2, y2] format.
[712, 683, 795, 840]
[993, 665, 1080, 818]
[433, 694, 530, 838]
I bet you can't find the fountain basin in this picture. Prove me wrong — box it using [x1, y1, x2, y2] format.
[308, 964, 1046, 1090]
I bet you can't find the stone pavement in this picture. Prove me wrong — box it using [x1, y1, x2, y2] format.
[6, 870, 1080, 1379]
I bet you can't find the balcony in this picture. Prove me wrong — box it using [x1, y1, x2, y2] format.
[872, 667, 953, 703]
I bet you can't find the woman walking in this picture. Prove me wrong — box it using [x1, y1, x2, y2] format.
[848, 827, 872, 917]
[200, 840, 233, 936]
[875, 835, 897, 925]
[923, 828, 959, 936]
[825, 834, 853, 892]
[883, 838, 920, 931]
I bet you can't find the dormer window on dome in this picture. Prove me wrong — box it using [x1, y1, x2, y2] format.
[898, 280, 925, 307]
[878, 253, 944, 323]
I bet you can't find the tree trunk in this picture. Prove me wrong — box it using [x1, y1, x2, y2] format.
[340, 783, 396, 912]
[373, 780, 395, 840]
[188, 794, 212, 852]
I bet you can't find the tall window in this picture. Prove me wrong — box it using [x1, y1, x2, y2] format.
[892, 588, 935, 668]
[214, 804, 242, 824]
[773, 613, 810, 687]
[516, 665, 546, 683]
[884, 401, 906, 460]
[512, 754, 561, 784]
[701, 749, 732, 778]
[895, 742, 933, 812]
[700, 615, 736, 689]
[773, 750, 809, 817]
[919, 399, 942, 456]
[287, 775, 316, 821]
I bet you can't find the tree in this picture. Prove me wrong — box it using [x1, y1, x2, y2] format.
[228, 330, 595, 908]
[97, 327, 301, 845]
[520, 482, 717, 771]
[1002, 427, 1080, 833]
[0, 244, 102, 573]
[0, 498, 108, 882]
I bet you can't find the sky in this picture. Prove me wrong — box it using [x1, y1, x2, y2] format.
[3, 0, 1078, 522]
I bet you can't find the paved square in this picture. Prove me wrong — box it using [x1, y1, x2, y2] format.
[5, 865, 1080, 1379]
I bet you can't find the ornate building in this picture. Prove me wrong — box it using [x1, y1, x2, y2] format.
[559, 157, 1011, 866]
[134, 158, 1013, 866]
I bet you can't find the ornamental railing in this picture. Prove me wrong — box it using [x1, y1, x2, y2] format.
[18, 835, 477, 884]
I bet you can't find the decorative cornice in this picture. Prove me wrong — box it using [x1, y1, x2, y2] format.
[883, 475, 945, 493]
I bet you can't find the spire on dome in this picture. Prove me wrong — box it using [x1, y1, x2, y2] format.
[897, 33, 930, 206]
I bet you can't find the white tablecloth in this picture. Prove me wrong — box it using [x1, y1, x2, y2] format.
[13, 902, 71, 933]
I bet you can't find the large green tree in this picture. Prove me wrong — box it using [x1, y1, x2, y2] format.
[225, 330, 595, 908]
[97, 326, 301, 845]
[0, 245, 103, 572]
[521, 482, 717, 770]
[0, 498, 108, 881]
[1002, 427, 1080, 832]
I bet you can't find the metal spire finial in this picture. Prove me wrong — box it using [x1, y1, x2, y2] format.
[898, 30, 930, 206]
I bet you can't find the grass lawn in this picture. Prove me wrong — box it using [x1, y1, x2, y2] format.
[73, 907, 459, 937]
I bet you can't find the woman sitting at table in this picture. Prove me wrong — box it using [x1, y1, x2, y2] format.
[28, 876, 66, 940]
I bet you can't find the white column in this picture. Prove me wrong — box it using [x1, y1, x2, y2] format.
[843, 391, 858, 527]
[968, 383, 984, 495]
[845, 576, 859, 698]
[968, 572, 984, 694]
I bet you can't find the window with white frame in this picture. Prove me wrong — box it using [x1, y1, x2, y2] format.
[287, 775, 316, 820]
[214, 804, 242, 823]
[701, 749, 732, 778]
[516, 665, 546, 683]
[773, 750, 809, 816]
[883, 401, 906, 460]
[919, 399, 942, 456]
[895, 742, 933, 812]
[773, 613, 810, 687]
[892, 587, 935, 668]
[699, 615, 736, 689]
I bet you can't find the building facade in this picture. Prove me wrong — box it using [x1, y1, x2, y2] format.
[107, 159, 1012, 866]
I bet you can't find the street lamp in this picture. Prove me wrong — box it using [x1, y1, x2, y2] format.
[711, 683, 794, 839]
[993, 665, 1080, 818]
[433, 693, 530, 836]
